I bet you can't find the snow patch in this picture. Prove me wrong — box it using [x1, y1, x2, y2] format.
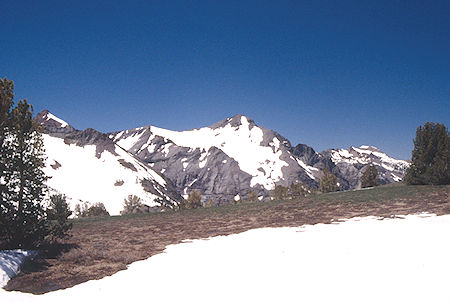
[46, 112, 68, 128]
[0, 250, 36, 288]
[295, 158, 317, 180]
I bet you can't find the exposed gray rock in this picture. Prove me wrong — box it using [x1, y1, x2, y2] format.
[33, 110, 184, 211]
[34, 110, 76, 137]
[35, 110, 409, 207]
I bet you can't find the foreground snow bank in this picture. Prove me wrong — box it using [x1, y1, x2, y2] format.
[1, 213, 449, 302]
[0, 250, 36, 288]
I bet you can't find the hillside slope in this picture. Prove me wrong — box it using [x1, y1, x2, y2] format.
[34, 111, 183, 215]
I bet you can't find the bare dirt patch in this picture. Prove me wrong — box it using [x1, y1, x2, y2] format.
[5, 184, 449, 294]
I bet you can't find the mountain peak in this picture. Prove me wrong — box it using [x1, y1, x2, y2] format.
[34, 110, 75, 136]
[210, 114, 256, 130]
[355, 145, 381, 152]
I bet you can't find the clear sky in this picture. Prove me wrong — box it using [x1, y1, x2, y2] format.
[1, 0, 448, 159]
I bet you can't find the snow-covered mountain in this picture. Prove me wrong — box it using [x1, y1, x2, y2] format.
[35, 110, 409, 207]
[34, 111, 183, 215]
[110, 114, 321, 203]
[324, 145, 410, 188]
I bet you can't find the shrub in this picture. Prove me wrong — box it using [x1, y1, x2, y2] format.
[121, 195, 144, 215]
[74, 201, 90, 218]
[75, 201, 110, 217]
[86, 203, 110, 217]
[289, 183, 308, 198]
[185, 191, 202, 209]
[245, 191, 259, 203]
[270, 185, 289, 200]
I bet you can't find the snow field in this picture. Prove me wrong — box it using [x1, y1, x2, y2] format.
[1, 213, 449, 301]
[43, 135, 169, 215]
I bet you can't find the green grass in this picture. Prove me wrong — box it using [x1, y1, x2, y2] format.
[72, 183, 448, 226]
[306, 182, 446, 203]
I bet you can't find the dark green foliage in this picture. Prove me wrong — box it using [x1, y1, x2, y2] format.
[74, 201, 90, 218]
[270, 183, 309, 201]
[245, 190, 259, 203]
[361, 165, 378, 188]
[289, 183, 308, 198]
[86, 203, 110, 217]
[0, 78, 15, 245]
[319, 167, 339, 193]
[271, 185, 289, 200]
[121, 195, 144, 215]
[75, 201, 110, 217]
[47, 194, 72, 241]
[405, 122, 450, 185]
[185, 191, 202, 209]
[0, 95, 49, 248]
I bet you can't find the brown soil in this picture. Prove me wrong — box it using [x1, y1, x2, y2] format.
[5, 185, 450, 294]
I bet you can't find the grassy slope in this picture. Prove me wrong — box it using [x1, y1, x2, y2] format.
[5, 184, 450, 294]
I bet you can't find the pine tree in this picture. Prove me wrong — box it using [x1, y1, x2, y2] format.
[289, 183, 308, 198]
[405, 122, 450, 185]
[361, 165, 378, 188]
[47, 194, 72, 241]
[121, 195, 144, 215]
[6, 100, 49, 248]
[0, 78, 15, 244]
[319, 167, 339, 193]
[185, 191, 202, 209]
[85, 202, 110, 217]
[270, 185, 289, 200]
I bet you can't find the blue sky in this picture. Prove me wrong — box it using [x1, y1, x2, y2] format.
[1, 0, 448, 159]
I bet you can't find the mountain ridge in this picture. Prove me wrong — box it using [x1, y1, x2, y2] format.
[33, 111, 183, 215]
[36, 110, 410, 206]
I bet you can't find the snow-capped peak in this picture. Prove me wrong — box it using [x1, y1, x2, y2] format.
[36, 110, 69, 128]
[46, 112, 68, 128]
[34, 110, 76, 136]
[211, 114, 257, 130]
[357, 145, 380, 152]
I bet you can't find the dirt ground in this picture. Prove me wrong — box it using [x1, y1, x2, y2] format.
[5, 185, 449, 294]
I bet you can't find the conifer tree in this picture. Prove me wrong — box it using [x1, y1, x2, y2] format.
[405, 122, 450, 185]
[289, 183, 308, 198]
[0, 78, 15, 244]
[319, 167, 339, 193]
[121, 195, 144, 215]
[185, 191, 202, 209]
[6, 99, 49, 248]
[47, 194, 72, 241]
[361, 165, 378, 188]
[270, 185, 288, 200]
